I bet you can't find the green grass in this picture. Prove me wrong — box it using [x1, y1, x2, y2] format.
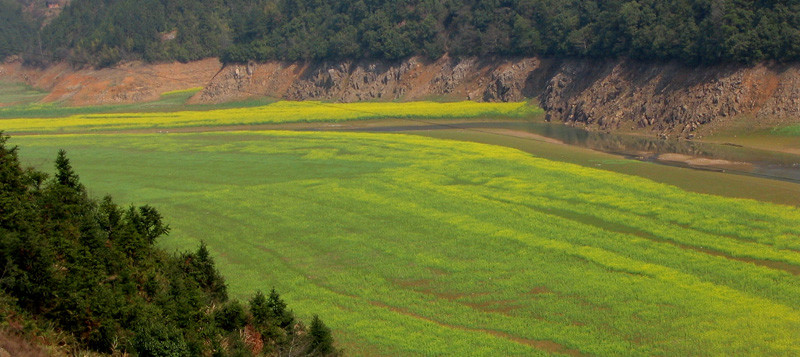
[14, 131, 800, 356]
[0, 81, 49, 106]
[773, 124, 800, 136]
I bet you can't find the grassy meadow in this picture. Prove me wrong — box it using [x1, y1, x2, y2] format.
[773, 124, 800, 136]
[0, 81, 49, 107]
[14, 131, 800, 356]
[0, 100, 539, 133]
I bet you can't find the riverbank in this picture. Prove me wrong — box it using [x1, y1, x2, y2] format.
[3, 56, 800, 140]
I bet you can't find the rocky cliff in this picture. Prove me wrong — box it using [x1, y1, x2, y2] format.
[196, 56, 539, 104]
[535, 59, 800, 137]
[3, 56, 800, 136]
[199, 56, 800, 137]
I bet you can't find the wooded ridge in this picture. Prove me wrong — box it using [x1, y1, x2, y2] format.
[3, 0, 800, 67]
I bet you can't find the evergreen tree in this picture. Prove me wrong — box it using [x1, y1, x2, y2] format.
[249, 290, 269, 327]
[267, 287, 294, 329]
[214, 300, 247, 331]
[54, 149, 81, 190]
[308, 314, 335, 356]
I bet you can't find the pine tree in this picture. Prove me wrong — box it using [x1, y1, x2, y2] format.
[54, 149, 82, 190]
[249, 290, 269, 327]
[308, 314, 335, 356]
[267, 287, 294, 329]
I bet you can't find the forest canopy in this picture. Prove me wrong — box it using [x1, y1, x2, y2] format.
[4, 0, 800, 66]
[0, 134, 338, 356]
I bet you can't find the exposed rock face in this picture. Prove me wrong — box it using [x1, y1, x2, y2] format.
[3, 56, 799, 136]
[196, 56, 542, 104]
[200, 56, 800, 136]
[536, 59, 800, 136]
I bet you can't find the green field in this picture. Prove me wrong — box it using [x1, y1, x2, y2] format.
[0, 81, 49, 107]
[14, 131, 800, 356]
[773, 124, 800, 136]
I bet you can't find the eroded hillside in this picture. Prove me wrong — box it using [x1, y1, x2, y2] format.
[2, 56, 800, 137]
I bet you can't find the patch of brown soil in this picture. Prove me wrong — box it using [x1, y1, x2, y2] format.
[0, 59, 222, 106]
[528, 286, 554, 295]
[0, 331, 51, 357]
[485, 129, 565, 145]
[656, 153, 754, 170]
[461, 299, 522, 315]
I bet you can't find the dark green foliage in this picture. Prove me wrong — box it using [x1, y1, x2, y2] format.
[8, 0, 798, 66]
[0, 135, 224, 354]
[54, 149, 81, 189]
[180, 242, 228, 302]
[0, 133, 338, 355]
[133, 321, 190, 357]
[249, 290, 269, 327]
[266, 287, 295, 330]
[215, 300, 247, 331]
[0, 134, 203, 352]
[41, 0, 230, 66]
[309, 314, 335, 356]
[248, 288, 339, 356]
[221, 0, 800, 64]
[0, 0, 37, 61]
[249, 288, 294, 346]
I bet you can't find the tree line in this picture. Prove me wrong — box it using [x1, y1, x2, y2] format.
[0, 0, 37, 61]
[3, 0, 800, 66]
[0, 133, 338, 356]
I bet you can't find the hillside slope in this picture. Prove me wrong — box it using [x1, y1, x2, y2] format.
[2, 56, 799, 137]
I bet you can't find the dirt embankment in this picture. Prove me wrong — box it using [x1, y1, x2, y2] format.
[2, 56, 800, 136]
[0, 59, 221, 106]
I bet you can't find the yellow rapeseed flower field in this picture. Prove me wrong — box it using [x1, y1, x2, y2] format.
[1, 101, 540, 133]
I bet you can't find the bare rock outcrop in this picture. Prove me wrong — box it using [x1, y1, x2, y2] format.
[537, 60, 800, 137]
[196, 56, 543, 104]
[200, 56, 800, 138]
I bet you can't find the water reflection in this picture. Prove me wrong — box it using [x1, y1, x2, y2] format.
[528, 123, 800, 182]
